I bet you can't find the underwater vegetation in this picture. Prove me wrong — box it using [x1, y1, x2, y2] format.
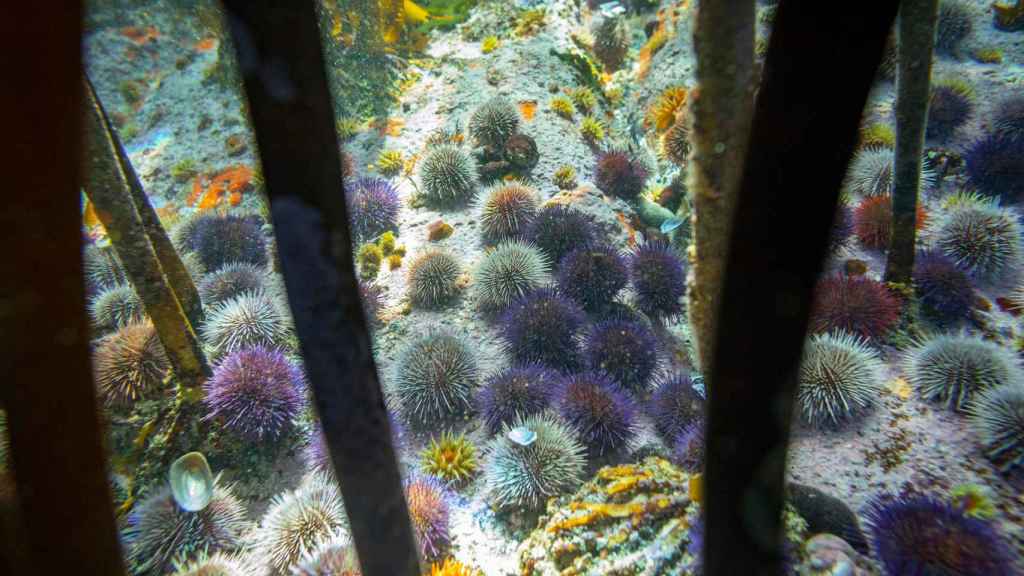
[125, 481, 249, 575]
[476, 364, 557, 435]
[931, 194, 1022, 279]
[579, 115, 606, 144]
[963, 131, 1024, 204]
[420, 145, 477, 204]
[421, 431, 478, 484]
[408, 249, 462, 308]
[810, 275, 901, 341]
[500, 287, 587, 372]
[903, 334, 1022, 412]
[798, 331, 883, 429]
[553, 165, 578, 190]
[203, 346, 306, 441]
[93, 321, 169, 407]
[556, 371, 637, 456]
[392, 329, 479, 425]
[949, 483, 998, 520]
[912, 251, 974, 324]
[472, 240, 550, 311]
[90, 283, 144, 334]
[648, 372, 704, 442]
[202, 290, 292, 357]
[346, 177, 401, 242]
[175, 212, 267, 273]
[429, 558, 480, 576]
[405, 475, 452, 562]
[594, 149, 649, 200]
[198, 262, 268, 308]
[252, 473, 347, 576]
[549, 96, 574, 119]
[630, 242, 687, 319]
[926, 78, 975, 141]
[969, 383, 1024, 475]
[556, 244, 628, 313]
[584, 319, 659, 393]
[482, 413, 585, 510]
[479, 182, 539, 243]
[864, 492, 1014, 576]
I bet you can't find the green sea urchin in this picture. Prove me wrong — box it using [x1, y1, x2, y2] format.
[932, 196, 1022, 280]
[392, 329, 479, 424]
[472, 240, 550, 311]
[202, 290, 292, 357]
[408, 249, 462, 308]
[798, 331, 884, 428]
[592, 16, 629, 72]
[93, 321, 169, 407]
[469, 96, 520, 149]
[479, 182, 539, 243]
[420, 145, 477, 204]
[198, 262, 267, 308]
[904, 335, 1022, 412]
[89, 283, 144, 334]
[253, 473, 348, 576]
[969, 383, 1024, 475]
[483, 413, 586, 509]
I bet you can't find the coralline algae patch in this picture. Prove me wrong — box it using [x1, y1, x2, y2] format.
[518, 458, 699, 576]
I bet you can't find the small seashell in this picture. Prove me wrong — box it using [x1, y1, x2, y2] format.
[508, 426, 537, 446]
[169, 452, 214, 512]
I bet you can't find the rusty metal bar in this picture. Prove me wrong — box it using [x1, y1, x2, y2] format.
[702, 1, 899, 573]
[220, 1, 421, 574]
[0, 3, 128, 575]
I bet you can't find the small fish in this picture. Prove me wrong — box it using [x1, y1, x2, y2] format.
[508, 426, 537, 446]
[599, 1, 627, 17]
[660, 217, 684, 234]
[690, 375, 706, 400]
[169, 452, 214, 512]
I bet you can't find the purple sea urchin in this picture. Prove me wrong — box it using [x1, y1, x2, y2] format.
[93, 321, 169, 407]
[671, 421, 704, 472]
[392, 329, 479, 424]
[525, 204, 598, 266]
[202, 290, 292, 357]
[477, 364, 557, 434]
[583, 319, 659, 393]
[594, 149, 648, 200]
[993, 93, 1024, 141]
[630, 242, 686, 319]
[482, 413, 586, 509]
[798, 331, 884, 428]
[472, 240, 550, 311]
[864, 492, 1014, 576]
[499, 288, 587, 372]
[345, 177, 400, 242]
[556, 372, 637, 455]
[253, 473, 348, 575]
[903, 334, 1021, 412]
[125, 482, 250, 575]
[969, 383, 1024, 475]
[932, 195, 1022, 279]
[198, 262, 267, 308]
[479, 182, 539, 243]
[912, 251, 974, 324]
[809, 275, 901, 341]
[177, 212, 268, 272]
[648, 372, 704, 442]
[828, 204, 854, 256]
[935, 0, 973, 56]
[203, 346, 305, 441]
[926, 79, 975, 141]
[404, 475, 452, 562]
[556, 244, 628, 313]
[963, 132, 1024, 204]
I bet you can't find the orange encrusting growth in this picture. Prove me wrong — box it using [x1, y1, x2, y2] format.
[194, 38, 217, 52]
[187, 165, 254, 210]
[518, 100, 538, 121]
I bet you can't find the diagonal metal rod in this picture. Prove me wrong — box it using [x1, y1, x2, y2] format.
[702, 0, 899, 573]
[220, 1, 420, 574]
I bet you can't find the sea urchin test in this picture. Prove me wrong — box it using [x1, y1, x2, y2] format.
[169, 451, 214, 512]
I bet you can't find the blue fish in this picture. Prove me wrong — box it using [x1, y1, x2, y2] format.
[660, 217, 685, 234]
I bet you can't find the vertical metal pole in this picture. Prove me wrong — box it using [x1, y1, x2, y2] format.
[702, 1, 899, 574]
[220, 2, 420, 574]
[0, 3, 128, 575]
